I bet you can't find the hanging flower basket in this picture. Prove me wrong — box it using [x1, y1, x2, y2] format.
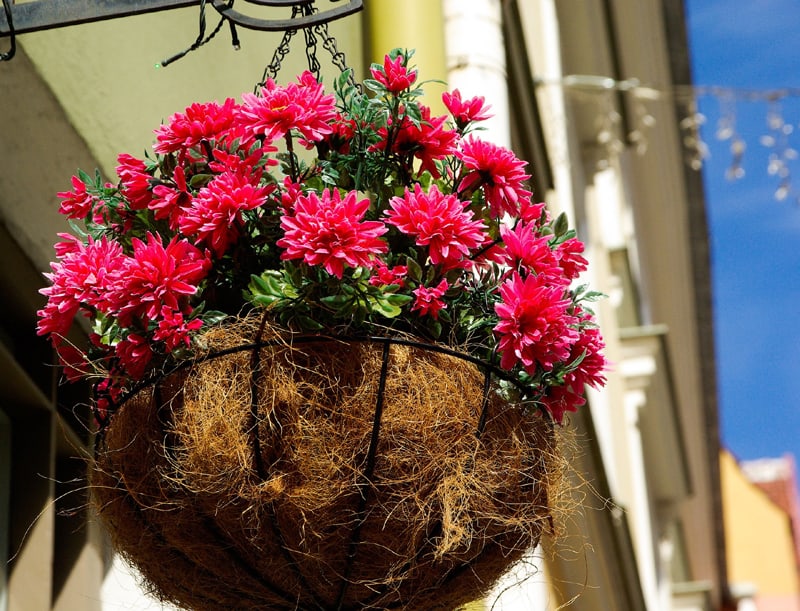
[38, 49, 606, 609]
[91, 318, 557, 610]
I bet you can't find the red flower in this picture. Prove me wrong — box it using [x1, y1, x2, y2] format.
[412, 279, 449, 319]
[556, 237, 588, 280]
[369, 262, 408, 288]
[541, 314, 607, 423]
[500, 222, 564, 282]
[112, 234, 210, 326]
[208, 143, 278, 176]
[152, 306, 204, 352]
[150, 165, 192, 230]
[371, 106, 458, 178]
[57, 175, 96, 220]
[370, 53, 418, 93]
[442, 89, 493, 129]
[238, 71, 336, 144]
[494, 271, 579, 374]
[115, 333, 153, 380]
[153, 98, 239, 154]
[457, 137, 533, 218]
[179, 170, 273, 257]
[36, 236, 127, 339]
[386, 184, 487, 268]
[116, 154, 154, 211]
[318, 113, 357, 154]
[277, 189, 388, 279]
[520, 200, 548, 224]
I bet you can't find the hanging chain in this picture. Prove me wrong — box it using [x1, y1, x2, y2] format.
[257, 4, 302, 89]
[314, 20, 358, 90]
[257, 2, 358, 92]
[302, 4, 321, 80]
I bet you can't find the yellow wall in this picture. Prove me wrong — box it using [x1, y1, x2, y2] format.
[364, 0, 447, 112]
[721, 450, 800, 596]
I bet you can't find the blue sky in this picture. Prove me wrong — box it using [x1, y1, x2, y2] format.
[685, 0, 800, 461]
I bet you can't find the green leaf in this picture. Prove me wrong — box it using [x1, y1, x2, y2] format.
[77, 168, 94, 186]
[385, 293, 413, 306]
[372, 299, 403, 318]
[553, 212, 569, 238]
[296, 315, 324, 331]
[320, 294, 352, 307]
[284, 263, 304, 288]
[250, 293, 281, 307]
[424, 265, 437, 285]
[189, 173, 213, 189]
[248, 273, 272, 296]
[427, 319, 443, 339]
[363, 78, 388, 94]
[406, 256, 423, 283]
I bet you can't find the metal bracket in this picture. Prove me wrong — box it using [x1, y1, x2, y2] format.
[209, 0, 362, 32]
[0, 0, 198, 36]
[0, 0, 363, 37]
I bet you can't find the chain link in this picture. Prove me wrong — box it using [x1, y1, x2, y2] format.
[315, 21, 359, 91]
[257, 4, 302, 89]
[256, 1, 357, 93]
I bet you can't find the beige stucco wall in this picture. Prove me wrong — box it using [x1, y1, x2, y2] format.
[19, 5, 364, 178]
[722, 450, 800, 606]
[1, 5, 362, 277]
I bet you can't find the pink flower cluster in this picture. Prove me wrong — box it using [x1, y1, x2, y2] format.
[38, 234, 209, 381]
[38, 51, 606, 423]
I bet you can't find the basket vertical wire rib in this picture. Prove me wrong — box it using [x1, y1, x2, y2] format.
[102, 378, 305, 610]
[93, 324, 546, 610]
[248, 316, 331, 610]
[243, 331, 501, 609]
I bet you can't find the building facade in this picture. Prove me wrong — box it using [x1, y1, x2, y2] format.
[0, 0, 730, 609]
[721, 451, 800, 611]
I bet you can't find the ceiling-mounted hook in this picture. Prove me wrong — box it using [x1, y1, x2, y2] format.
[209, 0, 362, 32]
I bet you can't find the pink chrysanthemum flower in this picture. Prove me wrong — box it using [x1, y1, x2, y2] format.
[149, 165, 192, 230]
[442, 89, 493, 129]
[57, 175, 97, 220]
[115, 333, 153, 380]
[153, 98, 239, 154]
[457, 137, 533, 218]
[371, 106, 458, 178]
[111, 234, 210, 326]
[179, 171, 273, 257]
[500, 222, 564, 282]
[208, 142, 278, 176]
[370, 54, 418, 93]
[152, 306, 204, 352]
[238, 71, 336, 145]
[36, 236, 127, 339]
[556, 237, 589, 280]
[520, 200, 548, 224]
[494, 271, 579, 374]
[541, 314, 607, 423]
[277, 189, 388, 279]
[116, 153, 154, 211]
[412, 279, 449, 319]
[386, 184, 487, 268]
[369, 262, 409, 288]
[280, 177, 304, 210]
[53, 233, 84, 259]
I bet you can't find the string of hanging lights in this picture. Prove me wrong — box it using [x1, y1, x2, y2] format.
[534, 74, 800, 204]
